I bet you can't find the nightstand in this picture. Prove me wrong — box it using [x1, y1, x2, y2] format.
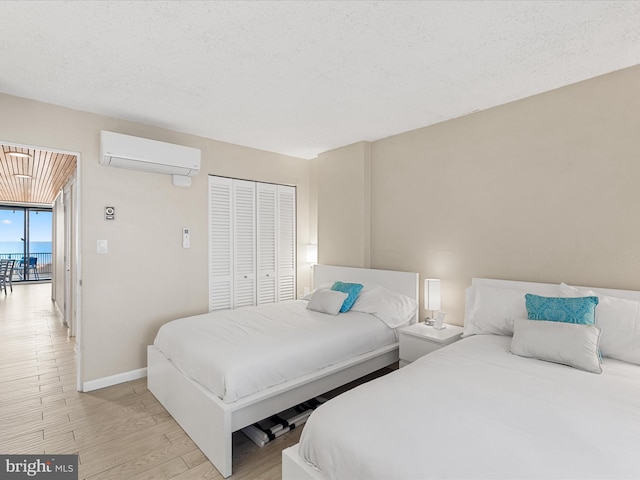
[399, 323, 463, 367]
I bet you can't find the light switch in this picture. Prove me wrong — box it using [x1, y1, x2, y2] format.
[97, 240, 108, 254]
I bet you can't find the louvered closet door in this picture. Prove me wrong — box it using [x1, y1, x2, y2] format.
[277, 185, 296, 301]
[256, 183, 277, 305]
[208, 176, 234, 311]
[232, 180, 256, 308]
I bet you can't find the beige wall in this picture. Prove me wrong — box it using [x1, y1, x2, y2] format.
[316, 141, 371, 268]
[317, 65, 640, 325]
[0, 93, 311, 384]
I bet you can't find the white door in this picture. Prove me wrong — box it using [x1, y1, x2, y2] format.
[209, 176, 297, 310]
[232, 180, 256, 308]
[256, 182, 277, 304]
[277, 185, 296, 301]
[208, 176, 234, 311]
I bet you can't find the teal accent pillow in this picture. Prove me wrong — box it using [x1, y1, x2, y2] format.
[331, 282, 364, 313]
[525, 294, 599, 325]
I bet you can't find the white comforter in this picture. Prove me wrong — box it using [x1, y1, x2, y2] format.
[153, 300, 398, 403]
[299, 334, 640, 479]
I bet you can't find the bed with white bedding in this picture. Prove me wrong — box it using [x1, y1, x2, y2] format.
[283, 277, 640, 480]
[153, 300, 399, 403]
[147, 264, 419, 478]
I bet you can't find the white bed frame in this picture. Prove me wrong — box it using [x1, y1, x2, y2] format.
[282, 277, 640, 480]
[147, 264, 418, 478]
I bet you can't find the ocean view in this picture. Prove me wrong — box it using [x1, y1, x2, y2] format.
[0, 241, 52, 256]
[0, 241, 53, 279]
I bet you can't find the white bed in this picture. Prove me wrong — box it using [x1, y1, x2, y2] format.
[283, 278, 640, 480]
[147, 264, 419, 478]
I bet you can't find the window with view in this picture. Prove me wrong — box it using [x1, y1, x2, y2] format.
[0, 206, 52, 281]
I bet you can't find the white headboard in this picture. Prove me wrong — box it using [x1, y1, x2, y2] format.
[314, 264, 420, 324]
[472, 277, 640, 301]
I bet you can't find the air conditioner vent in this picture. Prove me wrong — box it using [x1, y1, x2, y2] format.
[100, 131, 201, 177]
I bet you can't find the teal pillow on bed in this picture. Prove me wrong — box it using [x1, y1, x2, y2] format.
[525, 294, 598, 325]
[331, 282, 364, 313]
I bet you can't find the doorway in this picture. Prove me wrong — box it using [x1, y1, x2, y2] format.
[0, 206, 53, 281]
[0, 141, 81, 390]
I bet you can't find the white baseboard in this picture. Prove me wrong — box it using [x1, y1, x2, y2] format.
[82, 367, 147, 392]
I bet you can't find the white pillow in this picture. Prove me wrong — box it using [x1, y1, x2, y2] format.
[301, 281, 334, 300]
[351, 285, 417, 328]
[510, 318, 602, 373]
[306, 289, 348, 316]
[560, 283, 640, 365]
[463, 285, 527, 337]
[463, 283, 564, 337]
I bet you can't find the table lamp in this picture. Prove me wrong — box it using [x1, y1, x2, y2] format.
[424, 278, 441, 326]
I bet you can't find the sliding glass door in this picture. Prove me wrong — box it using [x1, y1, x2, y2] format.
[0, 206, 52, 281]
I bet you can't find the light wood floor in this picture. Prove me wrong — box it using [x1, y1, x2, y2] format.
[0, 284, 393, 479]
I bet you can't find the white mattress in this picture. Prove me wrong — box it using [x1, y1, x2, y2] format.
[299, 334, 640, 479]
[153, 300, 398, 403]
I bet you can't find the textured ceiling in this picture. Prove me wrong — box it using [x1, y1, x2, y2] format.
[1, 1, 639, 159]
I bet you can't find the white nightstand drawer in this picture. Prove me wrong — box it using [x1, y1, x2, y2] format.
[400, 335, 441, 363]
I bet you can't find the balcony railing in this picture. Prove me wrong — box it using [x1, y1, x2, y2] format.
[0, 252, 52, 281]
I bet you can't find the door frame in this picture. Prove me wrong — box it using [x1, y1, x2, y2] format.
[0, 139, 83, 391]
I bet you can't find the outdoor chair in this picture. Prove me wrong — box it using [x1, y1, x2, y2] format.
[26, 256, 39, 280]
[18, 256, 39, 280]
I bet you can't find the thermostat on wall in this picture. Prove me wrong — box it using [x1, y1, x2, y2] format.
[105, 206, 115, 220]
[182, 227, 191, 248]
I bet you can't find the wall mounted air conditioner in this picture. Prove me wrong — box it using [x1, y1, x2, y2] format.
[100, 131, 201, 186]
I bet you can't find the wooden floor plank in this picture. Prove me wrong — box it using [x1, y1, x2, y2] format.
[0, 430, 44, 452]
[80, 434, 172, 479]
[169, 460, 221, 480]
[182, 448, 208, 469]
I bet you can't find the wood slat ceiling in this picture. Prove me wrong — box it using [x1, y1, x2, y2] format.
[0, 144, 77, 205]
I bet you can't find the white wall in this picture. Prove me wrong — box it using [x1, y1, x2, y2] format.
[0, 93, 311, 384]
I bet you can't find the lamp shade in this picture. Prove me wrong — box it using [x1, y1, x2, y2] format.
[424, 278, 441, 311]
[306, 244, 318, 264]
